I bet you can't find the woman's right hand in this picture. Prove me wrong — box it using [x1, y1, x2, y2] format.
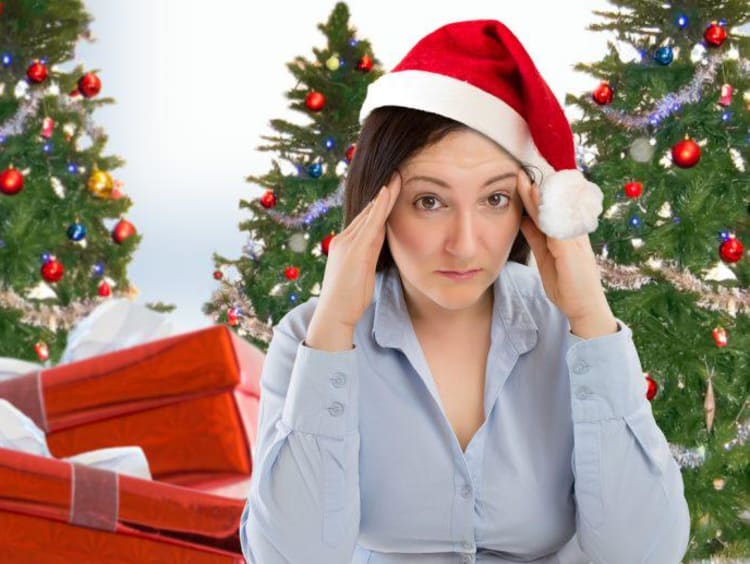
[314, 171, 402, 329]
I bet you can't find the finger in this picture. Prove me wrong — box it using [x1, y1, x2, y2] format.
[520, 215, 547, 262]
[516, 169, 540, 227]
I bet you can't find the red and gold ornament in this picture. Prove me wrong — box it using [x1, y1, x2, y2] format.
[719, 235, 744, 263]
[592, 81, 614, 105]
[644, 373, 658, 401]
[624, 181, 643, 199]
[305, 91, 326, 112]
[26, 60, 48, 83]
[703, 22, 727, 48]
[112, 218, 136, 244]
[77, 72, 102, 98]
[34, 341, 49, 362]
[41, 117, 54, 138]
[0, 167, 24, 195]
[712, 327, 728, 347]
[41, 257, 64, 283]
[321, 232, 335, 256]
[284, 266, 299, 280]
[718, 84, 733, 106]
[357, 54, 373, 72]
[671, 138, 701, 168]
[345, 144, 356, 163]
[98, 280, 112, 297]
[260, 190, 276, 209]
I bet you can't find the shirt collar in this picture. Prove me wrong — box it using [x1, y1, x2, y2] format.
[372, 263, 538, 355]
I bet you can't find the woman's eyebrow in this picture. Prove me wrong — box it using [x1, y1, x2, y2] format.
[403, 172, 517, 190]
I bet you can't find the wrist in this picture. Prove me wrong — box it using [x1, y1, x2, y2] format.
[568, 307, 618, 340]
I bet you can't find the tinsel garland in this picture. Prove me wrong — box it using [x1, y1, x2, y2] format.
[206, 282, 273, 344]
[0, 287, 134, 332]
[590, 52, 749, 131]
[597, 256, 750, 317]
[0, 80, 106, 144]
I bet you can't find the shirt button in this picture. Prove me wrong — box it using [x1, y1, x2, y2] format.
[327, 401, 344, 416]
[573, 360, 590, 374]
[460, 484, 472, 498]
[330, 373, 346, 388]
[576, 386, 593, 400]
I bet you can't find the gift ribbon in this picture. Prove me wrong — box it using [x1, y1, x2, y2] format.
[69, 462, 119, 531]
[0, 370, 48, 431]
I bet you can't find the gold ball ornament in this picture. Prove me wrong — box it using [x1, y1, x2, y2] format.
[325, 54, 341, 71]
[88, 170, 114, 198]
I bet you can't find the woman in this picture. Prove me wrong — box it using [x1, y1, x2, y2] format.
[240, 19, 690, 564]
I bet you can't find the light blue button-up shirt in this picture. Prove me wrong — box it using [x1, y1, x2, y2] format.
[240, 261, 690, 563]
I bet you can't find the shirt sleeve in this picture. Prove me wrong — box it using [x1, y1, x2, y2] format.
[564, 317, 690, 564]
[240, 322, 361, 564]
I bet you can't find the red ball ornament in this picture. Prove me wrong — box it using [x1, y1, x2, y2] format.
[98, 280, 112, 297]
[0, 167, 24, 195]
[112, 219, 136, 244]
[78, 72, 102, 98]
[704, 22, 727, 48]
[284, 266, 299, 280]
[321, 232, 335, 256]
[712, 327, 728, 348]
[213, 270, 224, 280]
[41, 258, 64, 283]
[644, 373, 658, 401]
[226, 307, 239, 327]
[624, 181, 643, 199]
[592, 81, 614, 105]
[34, 341, 49, 362]
[345, 144, 356, 163]
[719, 236, 744, 263]
[305, 91, 326, 112]
[671, 138, 701, 168]
[26, 60, 48, 83]
[260, 190, 276, 209]
[357, 54, 373, 72]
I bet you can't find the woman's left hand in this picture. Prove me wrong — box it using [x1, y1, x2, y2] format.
[516, 169, 618, 338]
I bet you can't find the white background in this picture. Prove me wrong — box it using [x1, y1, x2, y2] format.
[74, 0, 631, 331]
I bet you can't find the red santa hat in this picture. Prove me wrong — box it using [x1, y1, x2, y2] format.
[359, 19, 603, 240]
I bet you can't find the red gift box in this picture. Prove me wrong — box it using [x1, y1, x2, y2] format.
[0, 446, 246, 563]
[0, 325, 263, 498]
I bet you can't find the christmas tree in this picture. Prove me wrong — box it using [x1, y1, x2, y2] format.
[203, 2, 383, 353]
[566, 1, 749, 559]
[0, 0, 161, 364]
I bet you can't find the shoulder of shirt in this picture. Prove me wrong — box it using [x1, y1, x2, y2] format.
[272, 295, 320, 343]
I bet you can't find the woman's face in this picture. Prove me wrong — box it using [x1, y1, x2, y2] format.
[385, 127, 525, 321]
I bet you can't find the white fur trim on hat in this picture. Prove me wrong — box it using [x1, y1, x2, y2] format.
[537, 169, 603, 240]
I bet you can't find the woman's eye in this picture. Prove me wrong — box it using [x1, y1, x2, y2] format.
[414, 193, 510, 212]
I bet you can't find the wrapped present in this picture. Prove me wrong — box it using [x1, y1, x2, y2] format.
[0, 300, 263, 498]
[0, 446, 245, 563]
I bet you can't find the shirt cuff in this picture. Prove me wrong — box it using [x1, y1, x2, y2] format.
[280, 340, 359, 439]
[565, 318, 648, 422]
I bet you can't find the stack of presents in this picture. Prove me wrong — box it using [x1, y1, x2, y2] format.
[0, 300, 266, 562]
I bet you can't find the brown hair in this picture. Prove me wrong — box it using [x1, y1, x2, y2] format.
[343, 106, 537, 272]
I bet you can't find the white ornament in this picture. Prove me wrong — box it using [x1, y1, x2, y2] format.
[656, 201, 673, 219]
[14, 80, 29, 99]
[658, 149, 673, 169]
[690, 43, 707, 63]
[729, 148, 746, 172]
[288, 233, 308, 253]
[604, 202, 627, 219]
[631, 238, 644, 249]
[45, 82, 60, 96]
[50, 177, 65, 198]
[702, 261, 737, 282]
[335, 161, 348, 176]
[629, 137, 655, 163]
[26, 281, 57, 300]
[63, 122, 76, 138]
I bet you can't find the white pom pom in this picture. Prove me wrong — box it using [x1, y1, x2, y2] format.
[537, 169, 603, 240]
